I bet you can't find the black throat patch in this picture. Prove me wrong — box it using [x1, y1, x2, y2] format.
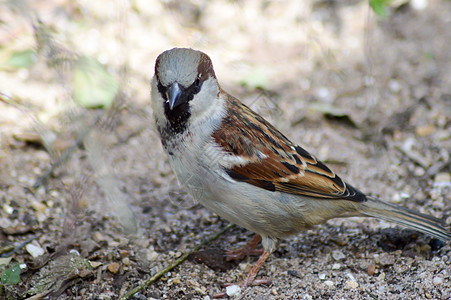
[156, 79, 203, 149]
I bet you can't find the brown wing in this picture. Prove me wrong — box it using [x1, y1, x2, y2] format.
[213, 93, 366, 202]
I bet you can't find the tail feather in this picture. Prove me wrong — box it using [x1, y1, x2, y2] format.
[360, 197, 450, 241]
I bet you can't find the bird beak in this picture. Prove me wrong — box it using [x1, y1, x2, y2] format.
[167, 82, 182, 110]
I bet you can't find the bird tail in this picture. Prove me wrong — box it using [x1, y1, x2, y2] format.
[360, 197, 450, 241]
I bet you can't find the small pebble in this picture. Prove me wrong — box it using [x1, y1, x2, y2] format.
[400, 192, 410, 199]
[388, 79, 401, 92]
[108, 241, 120, 247]
[332, 250, 346, 261]
[411, 0, 428, 10]
[415, 124, 436, 137]
[107, 262, 120, 274]
[93, 231, 106, 242]
[346, 273, 356, 281]
[172, 277, 181, 284]
[271, 288, 278, 295]
[434, 173, 451, 189]
[414, 167, 425, 176]
[375, 253, 395, 266]
[122, 257, 130, 266]
[377, 272, 386, 281]
[90, 261, 103, 268]
[36, 212, 47, 223]
[316, 87, 331, 101]
[0, 257, 12, 266]
[345, 280, 359, 289]
[26, 244, 45, 258]
[331, 236, 348, 246]
[226, 285, 241, 297]
[30, 200, 47, 212]
[146, 249, 159, 261]
[187, 279, 199, 287]
[3, 204, 13, 214]
[432, 276, 443, 285]
[69, 249, 80, 256]
[332, 263, 341, 270]
[368, 264, 376, 276]
[318, 273, 326, 280]
[324, 280, 334, 287]
[394, 264, 409, 274]
[435, 172, 451, 182]
[119, 249, 129, 257]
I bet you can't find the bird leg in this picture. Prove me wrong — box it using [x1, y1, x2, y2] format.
[213, 250, 272, 298]
[225, 234, 263, 261]
[237, 249, 272, 286]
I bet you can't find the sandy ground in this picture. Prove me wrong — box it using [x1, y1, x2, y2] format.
[0, 0, 450, 299]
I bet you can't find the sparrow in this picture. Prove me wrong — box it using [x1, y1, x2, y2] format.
[151, 48, 450, 294]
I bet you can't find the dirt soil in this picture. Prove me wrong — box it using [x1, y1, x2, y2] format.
[0, 0, 450, 299]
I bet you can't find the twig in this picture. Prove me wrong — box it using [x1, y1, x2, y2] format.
[0, 236, 36, 258]
[0, 245, 15, 257]
[120, 223, 234, 300]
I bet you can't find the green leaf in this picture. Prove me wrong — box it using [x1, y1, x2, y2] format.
[239, 67, 268, 89]
[370, 0, 391, 17]
[0, 264, 21, 285]
[3, 49, 36, 69]
[72, 56, 118, 109]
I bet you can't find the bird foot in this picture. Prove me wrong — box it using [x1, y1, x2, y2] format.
[211, 249, 272, 298]
[225, 234, 263, 261]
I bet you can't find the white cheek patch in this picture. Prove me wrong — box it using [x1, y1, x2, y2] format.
[151, 76, 167, 127]
[188, 77, 221, 122]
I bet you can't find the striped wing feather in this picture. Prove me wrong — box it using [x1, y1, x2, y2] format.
[214, 93, 366, 202]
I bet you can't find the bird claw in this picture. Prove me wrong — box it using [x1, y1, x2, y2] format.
[225, 248, 264, 261]
[212, 249, 273, 298]
[225, 234, 263, 261]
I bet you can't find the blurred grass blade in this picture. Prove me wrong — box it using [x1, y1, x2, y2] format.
[72, 56, 118, 109]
